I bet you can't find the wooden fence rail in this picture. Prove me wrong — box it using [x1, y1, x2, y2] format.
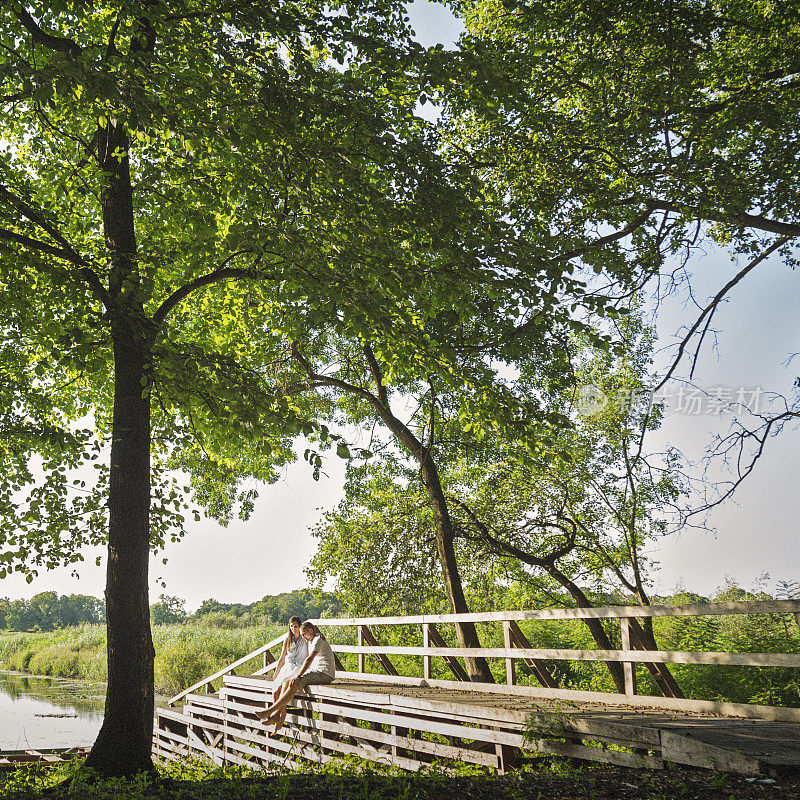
[168, 599, 800, 717]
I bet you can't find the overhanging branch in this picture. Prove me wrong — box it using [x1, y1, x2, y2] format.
[152, 256, 264, 327]
[648, 200, 800, 238]
[14, 6, 82, 56]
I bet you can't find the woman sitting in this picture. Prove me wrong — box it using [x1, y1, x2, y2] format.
[270, 616, 307, 701]
[256, 621, 335, 732]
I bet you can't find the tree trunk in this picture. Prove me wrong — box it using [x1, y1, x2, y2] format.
[360, 368, 494, 684]
[83, 330, 156, 777]
[420, 457, 495, 683]
[83, 119, 156, 777]
[546, 564, 627, 694]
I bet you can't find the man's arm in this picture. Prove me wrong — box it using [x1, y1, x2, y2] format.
[290, 649, 318, 686]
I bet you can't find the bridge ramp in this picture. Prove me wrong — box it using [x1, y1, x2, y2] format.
[153, 676, 800, 776]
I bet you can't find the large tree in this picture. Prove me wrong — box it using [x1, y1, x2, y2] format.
[308, 314, 688, 693]
[0, 0, 501, 775]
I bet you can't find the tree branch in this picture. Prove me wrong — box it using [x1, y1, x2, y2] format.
[687, 408, 800, 520]
[653, 236, 790, 394]
[0, 227, 112, 309]
[647, 201, 800, 238]
[553, 206, 656, 264]
[290, 342, 382, 408]
[14, 6, 82, 56]
[0, 183, 83, 259]
[152, 256, 262, 327]
[362, 342, 389, 407]
[0, 226, 78, 263]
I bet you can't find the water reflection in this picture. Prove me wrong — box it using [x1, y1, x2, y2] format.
[0, 671, 172, 752]
[0, 671, 105, 751]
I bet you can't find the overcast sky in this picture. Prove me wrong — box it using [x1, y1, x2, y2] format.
[3, 2, 798, 610]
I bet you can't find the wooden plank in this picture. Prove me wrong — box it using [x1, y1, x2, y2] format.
[184, 693, 224, 708]
[282, 724, 430, 772]
[308, 599, 800, 627]
[282, 697, 528, 748]
[507, 621, 559, 688]
[187, 729, 224, 764]
[503, 621, 515, 686]
[620, 618, 637, 696]
[331, 670, 800, 722]
[627, 619, 684, 699]
[527, 737, 663, 770]
[359, 625, 400, 676]
[228, 713, 429, 773]
[660, 731, 761, 776]
[284, 711, 498, 767]
[331, 644, 800, 668]
[357, 626, 366, 674]
[424, 623, 471, 682]
[377, 692, 661, 748]
[423, 624, 432, 679]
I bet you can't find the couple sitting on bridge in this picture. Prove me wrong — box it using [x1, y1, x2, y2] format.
[256, 617, 335, 732]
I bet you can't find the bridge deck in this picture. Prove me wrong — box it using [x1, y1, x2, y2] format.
[332, 678, 800, 769]
[153, 674, 800, 776]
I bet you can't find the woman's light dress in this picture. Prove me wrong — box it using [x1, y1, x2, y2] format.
[273, 634, 308, 687]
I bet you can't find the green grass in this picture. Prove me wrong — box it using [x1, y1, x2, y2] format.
[1, 754, 798, 800]
[0, 622, 286, 696]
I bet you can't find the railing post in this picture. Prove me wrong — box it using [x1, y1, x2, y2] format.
[422, 623, 432, 680]
[357, 625, 366, 674]
[502, 620, 516, 685]
[620, 617, 637, 696]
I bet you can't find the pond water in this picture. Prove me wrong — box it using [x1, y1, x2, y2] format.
[0, 670, 105, 751]
[0, 671, 170, 752]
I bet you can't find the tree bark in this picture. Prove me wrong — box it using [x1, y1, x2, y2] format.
[356, 347, 493, 682]
[376, 418, 494, 681]
[544, 564, 627, 694]
[83, 328, 155, 777]
[418, 455, 495, 683]
[82, 119, 156, 777]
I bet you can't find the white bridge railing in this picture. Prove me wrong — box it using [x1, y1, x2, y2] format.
[168, 599, 800, 721]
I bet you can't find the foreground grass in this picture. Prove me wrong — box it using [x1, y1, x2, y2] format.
[0, 623, 285, 696]
[1, 756, 799, 800]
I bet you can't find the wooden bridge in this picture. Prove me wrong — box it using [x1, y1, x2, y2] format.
[153, 600, 800, 776]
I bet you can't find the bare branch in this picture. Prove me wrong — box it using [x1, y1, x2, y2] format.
[688, 408, 800, 519]
[653, 236, 790, 394]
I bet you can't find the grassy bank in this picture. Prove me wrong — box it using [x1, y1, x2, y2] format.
[2, 755, 799, 800]
[0, 623, 285, 696]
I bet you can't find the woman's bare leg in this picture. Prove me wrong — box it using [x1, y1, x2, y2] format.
[257, 684, 290, 719]
[269, 676, 292, 704]
[257, 682, 300, 729]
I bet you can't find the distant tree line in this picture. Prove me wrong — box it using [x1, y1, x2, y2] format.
[0, 592, 104, 631]
[147, 588, 341, 627]
[0, 588, 340, 631]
